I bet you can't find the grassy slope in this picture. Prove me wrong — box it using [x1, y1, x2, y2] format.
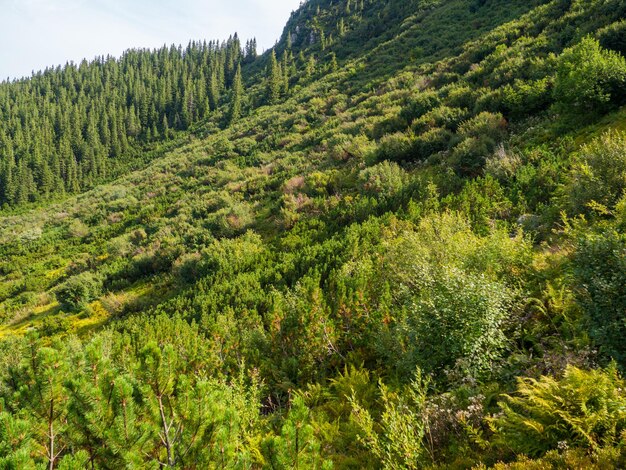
[0, 0, 623, 341]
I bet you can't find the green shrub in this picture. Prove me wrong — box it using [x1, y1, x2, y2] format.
[412, 106, 469, 134]
[400, 91, 440, 124]
[458, 111, 507, 142]
[445, 84, 478, 110]
[484, 144, 522, 182]
[351, 370, 430, 470]
[500, 78, 552, 117]
[66, 219, 89, 239]
[445, 176, 512, 235]
[554, 37, 626, 115]
[413, 127, 455, 160]
[566, 130, 626, 216]
[448, 113, 507, 176]
[55, 273, 102, 311]
[572, 231, 626, 366]
[450, 137, 493, 176]
[39, 315, 71, 336]
[599, 20, 626, 56]
[375, 132, 414, 162]
[172, 252, 203, 284]
[359, 161, 407, 199]
[394, 267, 511, 379]
[329, 134, 376, 162]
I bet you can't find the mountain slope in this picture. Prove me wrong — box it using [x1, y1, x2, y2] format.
[0, 0, 626, 468]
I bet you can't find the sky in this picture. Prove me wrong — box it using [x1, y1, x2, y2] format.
[1, 0, 303, 80]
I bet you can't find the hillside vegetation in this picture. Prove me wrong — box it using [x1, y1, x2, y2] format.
[1, 0, 626, 468]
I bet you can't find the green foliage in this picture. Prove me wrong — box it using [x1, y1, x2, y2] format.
[572, 230, 626, 366]
[392, 266, 512, 379]
[375, 132, 415, 163]
[264, 395, 332, 469]
[554, 37, 626, 115]
[351, 370, 430, 470]
[412, 127, 454, 161]
[491, 365, 626, 458]
[0, 316, 262, 468]
[566, 130, 626, 216]
[55, 272, 102, 311]
[359, 161, 407, 199]
[458, 112, 507, 143]
[500, 78, 552, 117]
[599, 20, 626, 55]
[367, 212, 525, 380]
[451, 112, 507, 175]
[0, 0, 625, 468]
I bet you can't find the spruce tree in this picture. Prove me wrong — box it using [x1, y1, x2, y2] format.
[338, 18, 346, 36]
[267, 50, 282, 104]
[209, 70, 220, 110]
[305, 55, 317, 79]
[230, 63, 244, 124]
[330, 52, 339, 72]
[282, 50, 291, 95]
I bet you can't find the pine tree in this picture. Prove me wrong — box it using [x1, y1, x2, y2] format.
[264, 396, 329, 468]
[6, 336, 72, 470]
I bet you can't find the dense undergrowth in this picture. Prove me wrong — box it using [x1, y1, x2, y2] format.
[1, 0, 626, 467]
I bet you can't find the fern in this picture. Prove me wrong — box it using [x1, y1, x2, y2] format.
[491, 364, 626, 458]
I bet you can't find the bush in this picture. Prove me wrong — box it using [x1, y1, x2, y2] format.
[445, 84, 478, 110]
[329, 134, 376, 162]
[554, 37, 626, 115]
[172, 252, 203, 284]
[566, 130, 626, 215]
[413, 127, 455, 160]
[351, 371, 430, 469]
[66, 219, 89, 239]
[500, 78, 552, 117]
[599, 20, 626, 56]
[572, 231, 626, 366]
[55, 273, 102, 311]
[450, 137, 493, 176]
[39, 315, 71, 336]
[393, 267, 511, 379]
[400, 90, 440, 124]
[412, 106, 469, 134]
[377, 214, 517, 380]
[458, 111, 507, 142]
[361, 160, 406, 194]
[375, 132, 414, 162]
[484, 144, 522, 182]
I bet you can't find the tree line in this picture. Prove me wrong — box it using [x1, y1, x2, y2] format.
[0, 35, 254, 206]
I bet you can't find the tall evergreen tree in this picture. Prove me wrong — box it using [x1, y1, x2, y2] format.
[230, 63, 244, 124]
[267, 50, 282, 104]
